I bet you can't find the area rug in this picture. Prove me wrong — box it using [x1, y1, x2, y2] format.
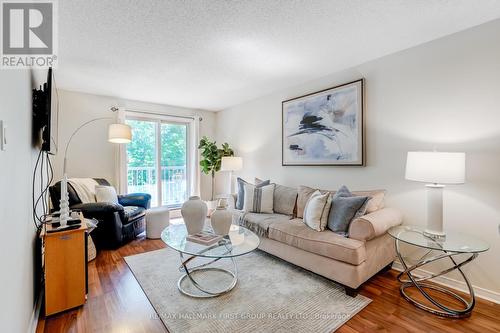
[125, 248, 370, 333]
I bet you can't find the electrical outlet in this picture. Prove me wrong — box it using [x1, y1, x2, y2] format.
[0, 120, 6, 151]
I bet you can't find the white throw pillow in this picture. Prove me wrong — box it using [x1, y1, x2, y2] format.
[243, 183, 275, 214]
[303, 190, 331, 231]
[95, 185, 119, 204]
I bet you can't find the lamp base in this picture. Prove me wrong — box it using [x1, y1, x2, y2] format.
[423, 228, 446, 240]
[425, 184, 445, 240]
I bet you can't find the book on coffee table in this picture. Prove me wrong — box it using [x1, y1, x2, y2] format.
[186, 231, 223, 246]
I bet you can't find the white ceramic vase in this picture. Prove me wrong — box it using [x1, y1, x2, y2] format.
[181, 196, 207, 235]
[210, 204, 232, 235]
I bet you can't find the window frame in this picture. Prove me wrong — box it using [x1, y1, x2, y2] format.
[119, 111, 195, 208]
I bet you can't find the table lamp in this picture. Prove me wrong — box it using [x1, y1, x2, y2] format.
[221, 156, 243, 195]
[405, 151, 465, 239]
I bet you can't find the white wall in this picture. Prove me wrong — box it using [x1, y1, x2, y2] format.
[215, 20, 500, 295]
[0, 70, 41, 332]
[53, 90, 216, 200]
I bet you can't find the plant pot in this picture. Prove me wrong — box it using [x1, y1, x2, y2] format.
[181, 196, 207, 235]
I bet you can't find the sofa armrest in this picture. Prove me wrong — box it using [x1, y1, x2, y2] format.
[118, 193, 151, 209]
[348, 207, 403, 241]
[72, 202, 124, 214]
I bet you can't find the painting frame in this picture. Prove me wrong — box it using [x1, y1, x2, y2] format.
[282, 79, 365, 166]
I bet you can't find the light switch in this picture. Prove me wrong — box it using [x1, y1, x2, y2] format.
[0, 120, 6, 151]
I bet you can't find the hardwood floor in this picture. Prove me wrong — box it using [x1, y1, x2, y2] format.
[37, 234, 500, 333]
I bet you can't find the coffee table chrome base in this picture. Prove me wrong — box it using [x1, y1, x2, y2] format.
[395, 240, 477, 318]
[177, 253, 238, 298]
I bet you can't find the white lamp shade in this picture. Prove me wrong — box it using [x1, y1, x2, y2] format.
[221, 156, 243, 171]
[108, 123, 132, 143]
[405, 151, 465, 184]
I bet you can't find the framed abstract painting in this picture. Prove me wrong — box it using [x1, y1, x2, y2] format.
[282, 79, 364, 166]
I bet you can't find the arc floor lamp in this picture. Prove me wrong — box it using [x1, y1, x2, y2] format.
[59, 107, 132, 225]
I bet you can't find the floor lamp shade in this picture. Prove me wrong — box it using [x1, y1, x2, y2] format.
[405, 151, 466, 238]
[108, 123, 132, 143]
[221, 157, 243, 171]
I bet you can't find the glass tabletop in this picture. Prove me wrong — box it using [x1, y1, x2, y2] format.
[161, 224, 260, 258]
[388, 226, 489, 253]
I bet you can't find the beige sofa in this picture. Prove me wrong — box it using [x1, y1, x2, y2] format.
[232, 184, 403, 296]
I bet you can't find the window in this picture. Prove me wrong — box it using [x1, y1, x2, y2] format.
[123, 113, 196, 208]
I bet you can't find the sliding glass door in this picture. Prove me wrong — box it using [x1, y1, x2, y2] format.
[160, 123, 187, 206]
[125, 117, 189, 208]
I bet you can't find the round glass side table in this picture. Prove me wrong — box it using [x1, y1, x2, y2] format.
[388, 225, 489, 318]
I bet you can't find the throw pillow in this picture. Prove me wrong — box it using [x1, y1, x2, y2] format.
[236, 178, 270, 210]
[303, 190, 331, 231]
[95, 185, 119, 204]
[327, 185, 369, 234]
[273, 184, 298, 216]
[242, 183, 275, 214]
[296, 185, 320, 218]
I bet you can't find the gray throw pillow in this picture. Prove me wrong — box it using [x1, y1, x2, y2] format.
[327, 185, 369, 234]
[236, 178, 270, 210]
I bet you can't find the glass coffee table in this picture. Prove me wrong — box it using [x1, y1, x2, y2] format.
[161, 224, 260, 298]
[388, 225, 489, 318]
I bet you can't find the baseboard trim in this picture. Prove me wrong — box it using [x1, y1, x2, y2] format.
[28, 290, 43, 333]
[391, 261, 500, 304]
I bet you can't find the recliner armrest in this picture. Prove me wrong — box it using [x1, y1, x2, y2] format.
[118, 193, 151, 209]
[72, 202, 124, 214]
[348, 207, 403, 241]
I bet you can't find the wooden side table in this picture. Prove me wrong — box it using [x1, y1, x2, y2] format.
[388, 225, 489, 318]
[41, 220, 88, 316]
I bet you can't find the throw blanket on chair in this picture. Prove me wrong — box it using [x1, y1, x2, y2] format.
[68, 178, 99, 203]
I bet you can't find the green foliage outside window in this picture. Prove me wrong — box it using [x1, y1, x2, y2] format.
[126, 119, 188, 186]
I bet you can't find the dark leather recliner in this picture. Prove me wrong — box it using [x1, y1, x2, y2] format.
[49, 178, 151, 248]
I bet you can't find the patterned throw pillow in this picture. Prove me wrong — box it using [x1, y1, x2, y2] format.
[242, 183, 275, 214]
[303, 190, 332, 231]
[236, 178, 270, 210]
[328, 185, 369, 234]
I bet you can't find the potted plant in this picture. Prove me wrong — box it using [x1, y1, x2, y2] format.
[198, 136, 234, 211]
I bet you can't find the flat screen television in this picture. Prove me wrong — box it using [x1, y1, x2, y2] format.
[33, 68, 58, 154]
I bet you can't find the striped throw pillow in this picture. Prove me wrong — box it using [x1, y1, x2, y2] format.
[243, 183, 275, 214]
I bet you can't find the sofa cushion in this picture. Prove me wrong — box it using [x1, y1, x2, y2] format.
[235, 212, 290, 237]
[297, 185, 385, 217]
[273, 184, 297, 216]
[268, 218, 367, 265]
[123, 206, 146, 223]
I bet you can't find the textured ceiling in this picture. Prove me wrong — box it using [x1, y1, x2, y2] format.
[57, 0, 500, 111]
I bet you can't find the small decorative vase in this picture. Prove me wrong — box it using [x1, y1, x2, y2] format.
[210, 200, 232, 235]
[181, 196, 207, 235]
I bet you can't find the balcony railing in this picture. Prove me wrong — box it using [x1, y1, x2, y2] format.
[127, 165, 187, 207]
